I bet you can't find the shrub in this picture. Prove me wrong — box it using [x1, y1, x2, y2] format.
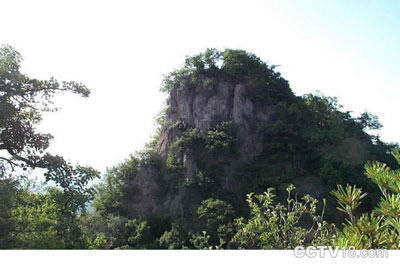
[232, 185, 335, 249]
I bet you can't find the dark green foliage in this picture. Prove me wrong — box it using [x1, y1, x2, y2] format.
[79, 213, 128, 249]
[168, 121, 238, 188]
[161, 49, 294, 104]
[197, 198, 235, 229]
[189, 231, 212, 249]
[124, 218, 153, 249]
[196, 198, 236, 247]
[80, 211, 171, 249]
[235, 93, 397, 218]
[172, 121, 237, 158]
[357, 112, 383, 130]
[0, 175, 19, 248]
[93, 155, 140, 216]
[158, 223, 188, 249]
[93, 150, 164, 217]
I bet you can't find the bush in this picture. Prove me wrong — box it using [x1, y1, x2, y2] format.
[232, 185, 335, 249]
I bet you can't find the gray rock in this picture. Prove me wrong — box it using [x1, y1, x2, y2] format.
[128, 78, 276, 219]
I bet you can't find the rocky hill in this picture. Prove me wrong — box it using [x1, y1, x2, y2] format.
[103, 49, 397, 225]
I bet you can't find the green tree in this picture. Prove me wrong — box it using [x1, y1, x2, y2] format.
[196, 198, 236, 247]
[0, 44, 98, 193]
[0, 44, 99, 248]
[158, 223, 188, 249]
[11, 187, 86, 249]
[124, 218, 153, 249]
[79, 212, 130, 249]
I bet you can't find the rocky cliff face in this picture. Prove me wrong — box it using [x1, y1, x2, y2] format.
[126, 75, 295, 220]
[157, 78, 273, 161]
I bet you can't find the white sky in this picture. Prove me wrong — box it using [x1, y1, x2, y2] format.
[1, 0, 399, 172]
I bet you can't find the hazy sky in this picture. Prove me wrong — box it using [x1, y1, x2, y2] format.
[1, 0, 399, 172]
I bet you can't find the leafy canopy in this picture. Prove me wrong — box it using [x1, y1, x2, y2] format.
[0, 44, 98, 198]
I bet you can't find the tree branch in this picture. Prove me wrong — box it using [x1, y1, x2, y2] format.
[0, 156, 18, 171]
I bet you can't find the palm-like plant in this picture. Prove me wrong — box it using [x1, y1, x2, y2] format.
[333, 150, 400, 249]
[331, 185, 367, 224]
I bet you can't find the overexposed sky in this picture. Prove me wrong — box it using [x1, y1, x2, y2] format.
[1, 0, 399, 172]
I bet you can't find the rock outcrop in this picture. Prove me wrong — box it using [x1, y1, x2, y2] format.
[126, 74, 294, 220]
[157, 79, 273, 161]
[122, 49, 380, 223]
